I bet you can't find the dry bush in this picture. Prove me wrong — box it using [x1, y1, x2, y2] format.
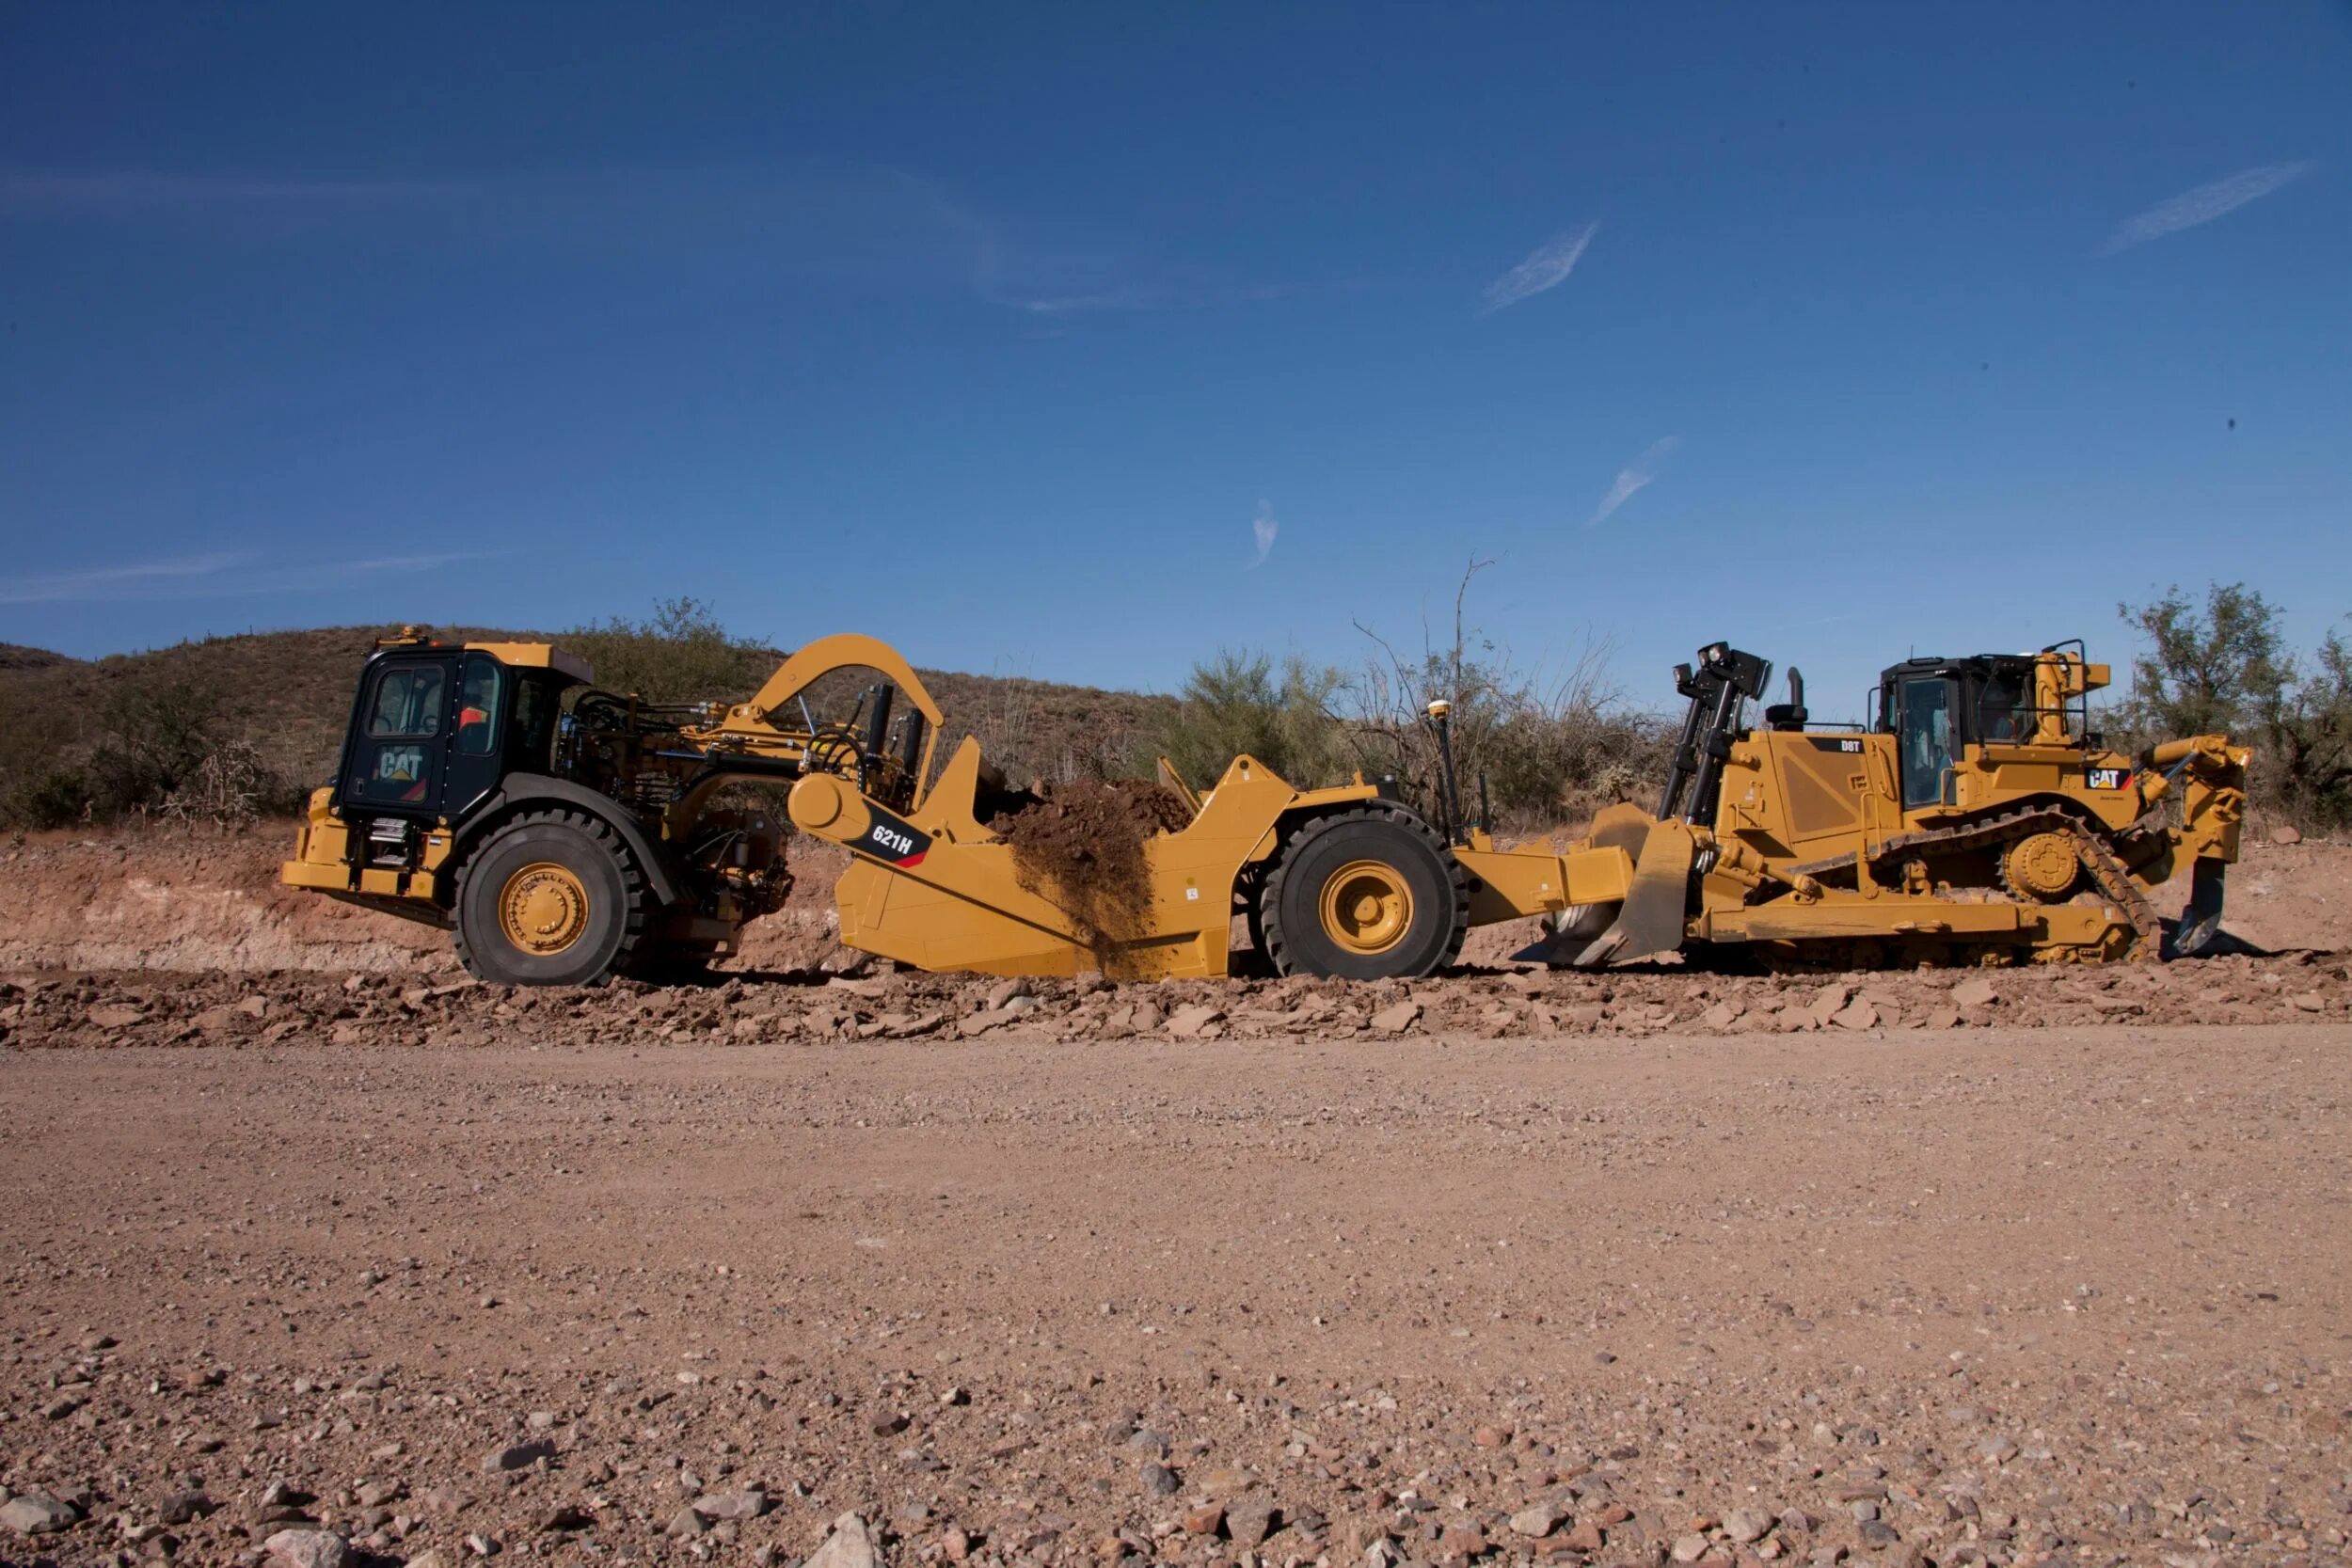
[1341, 562, 1671, 831]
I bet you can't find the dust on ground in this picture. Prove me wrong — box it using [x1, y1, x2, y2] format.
[990, 780, 1197, 964]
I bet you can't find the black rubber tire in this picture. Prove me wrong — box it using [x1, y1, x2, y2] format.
[452, 809, 651, 987]
[1260, 806, 1468, 980]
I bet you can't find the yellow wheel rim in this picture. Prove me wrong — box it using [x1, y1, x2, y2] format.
[1317, 859, 1414, 956]
[2004, 832, 2080, 902]
[500, 862, 590, 957]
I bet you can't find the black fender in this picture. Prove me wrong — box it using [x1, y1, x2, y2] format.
[452, 773, 685, 908]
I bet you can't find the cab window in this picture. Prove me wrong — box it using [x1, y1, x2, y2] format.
[455, 658, 503, 757]
[1899, 677, 1953, 807]
[1974, 670, 2027, 743]
[367, 668, 445, 738]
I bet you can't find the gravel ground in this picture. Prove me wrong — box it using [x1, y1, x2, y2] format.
[2, 1002, 2347, 1568]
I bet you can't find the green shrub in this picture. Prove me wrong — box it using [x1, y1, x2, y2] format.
[561, 596, 780, 706]
[2120, 583, 2352, 832]
[1152, 650, 1355, 790]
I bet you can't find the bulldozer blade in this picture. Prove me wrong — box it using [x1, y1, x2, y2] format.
[1513, 819, 1696, 968]
[2165, 859, 2228, 958]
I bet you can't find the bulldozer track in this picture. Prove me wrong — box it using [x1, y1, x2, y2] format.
[1781, 803, 2164, 959]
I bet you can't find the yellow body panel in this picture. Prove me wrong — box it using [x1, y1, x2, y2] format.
[462, 641, 595, 682]
[790, 749, 1626, 978]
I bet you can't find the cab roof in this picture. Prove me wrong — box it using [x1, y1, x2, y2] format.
[371, 628, 594, 685]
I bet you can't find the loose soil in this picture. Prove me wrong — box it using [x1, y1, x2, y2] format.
[990, 781, 1198, 965]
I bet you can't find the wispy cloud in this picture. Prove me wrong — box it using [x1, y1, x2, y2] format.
[1589, 436, 1681, 527]
[2100, 161, 2314, 254]
[0, 550, 485, 605]
[1, 162, 1283, 323]
[1248, 500, 1279, 569]
[1480, 222, 1599, 315]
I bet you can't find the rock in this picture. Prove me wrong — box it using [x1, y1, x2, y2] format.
[1182, 1503, 1225, 1536]
[985, 976, 1034, 1010]
[1672, 1532, 1712, 1562]
[692, 1488, 768, 1521]
[1724, 1508, 1774, 1544]
[1140, 1462, 1180, 1496]
[803, 1512, 880, 1568]
[1368, 1001, 1422, 1035]
[1564, 1517, 1605, 1552]
[1470, 1424, 1510, 1448]
[666, 1507, 708, 1538]
[1438, 1520, 1486, 1559]
[1949, 976, 1998, 1009]
[236, 994, 270, 1018]
[1, 1492, 78, 1535]
[2290, 991, 2328, 1013]
[262, 1528, 350, 1568]
[1833, 1000, 1879, 1031]
[1701, 1001, 1742, 1031]
[1977, 1433, 2020, 1464]
[157, 1491, 213, 1525]
[1123, 1426, 1169, 1457]
[482, 1438, 555, 1471]
[1808, 983, 1852, 1024]
[2270, 823, 2303, 846]
[1225, 1496, 1276, 1548]
[1165, 1005, 1223, 1040]
[88, 1005, 145, 1029]
[869, 1411, 910, 1436]
[1921, 1005, 1962, 1030]
[942, 1526, 971, 1561]
[1508, 1504, 1560, 1538]
[541, 1503, 595, 1531]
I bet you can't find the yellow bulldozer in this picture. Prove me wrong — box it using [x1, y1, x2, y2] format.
[283, 628, 2245, 986]
[1514, 641, 2248, 970]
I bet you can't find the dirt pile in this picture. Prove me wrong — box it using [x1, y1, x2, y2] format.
[991, 779, 1196, 962]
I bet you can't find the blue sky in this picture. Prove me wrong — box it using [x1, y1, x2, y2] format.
[3, 3, 2347, 721]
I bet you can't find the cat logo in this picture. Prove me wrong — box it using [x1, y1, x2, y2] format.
[2085, 767, 2130, 791]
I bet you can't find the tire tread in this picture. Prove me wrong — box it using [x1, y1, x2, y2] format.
[1260, 805, 1469, 980]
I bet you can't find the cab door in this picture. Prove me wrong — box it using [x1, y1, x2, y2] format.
[1893, 676, 1957, 809]
[337, 655, 456, 817]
